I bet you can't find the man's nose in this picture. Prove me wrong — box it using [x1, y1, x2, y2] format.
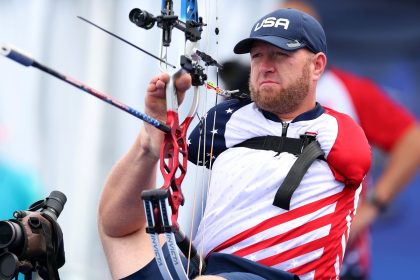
[260, 56, 275, 73]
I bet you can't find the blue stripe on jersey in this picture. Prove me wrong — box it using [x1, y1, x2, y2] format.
[188, 98, 252, 168]
[187, 100, 324, 168]
[260, 103, 324, 123]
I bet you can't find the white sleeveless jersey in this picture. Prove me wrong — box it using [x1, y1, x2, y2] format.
[188, 101, 371, 280]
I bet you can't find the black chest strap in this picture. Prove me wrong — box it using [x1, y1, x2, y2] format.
[234, 134, 325, 210]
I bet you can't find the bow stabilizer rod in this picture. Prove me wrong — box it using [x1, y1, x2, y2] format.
[77, 16, 177, 69]
[0, 44, 171, 133]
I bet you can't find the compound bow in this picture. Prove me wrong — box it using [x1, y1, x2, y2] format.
[131, 1, 223, 278]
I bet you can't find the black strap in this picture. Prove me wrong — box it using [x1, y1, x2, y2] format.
[235, 136, 306, 156]
[273, 140, 324, 210]
[235, 134, 324, 211]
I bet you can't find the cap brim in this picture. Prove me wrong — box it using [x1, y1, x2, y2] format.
[233, 36, 306, 54]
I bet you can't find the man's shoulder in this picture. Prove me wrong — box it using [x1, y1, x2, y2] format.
[321, 105, 366, 137]
[210, 98, 252, 113]
[318, 106, 371, 185]
[321, 105, 355, 121]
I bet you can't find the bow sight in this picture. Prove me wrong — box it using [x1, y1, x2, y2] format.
[129, 6, 203, 46]
[0, 191, 66, 280]
[129, 3, 222, 87]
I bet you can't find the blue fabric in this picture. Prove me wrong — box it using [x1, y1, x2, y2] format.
[121, 244, 299, 280]
[205, 253, 300, 280]
[234, 8, 327, 55]
[187, 99, 324, 169]
[121, 244, 190, 280]
[187, 98, 251, 168]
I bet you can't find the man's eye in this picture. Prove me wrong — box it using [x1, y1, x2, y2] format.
[274, 52, 286, 57]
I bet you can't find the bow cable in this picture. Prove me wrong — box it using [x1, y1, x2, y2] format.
[195, 0, 221, 265]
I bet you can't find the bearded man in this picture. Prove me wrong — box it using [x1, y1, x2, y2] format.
[99, 8, 371, 280]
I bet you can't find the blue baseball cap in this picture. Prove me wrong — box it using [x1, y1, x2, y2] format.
[234, 8, 327, 55]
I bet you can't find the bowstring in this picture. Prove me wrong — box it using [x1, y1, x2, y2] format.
[194, 0, 221, 273]
[186, 0, 208, 275]
[188, 7, 207, 277]
[184, 0, 222, 276]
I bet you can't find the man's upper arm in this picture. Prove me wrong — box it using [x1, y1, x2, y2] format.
[323, 108, 372, 187]
[99, 225, 158, 279]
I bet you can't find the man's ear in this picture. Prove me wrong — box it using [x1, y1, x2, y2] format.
[313, 52, 327, 80]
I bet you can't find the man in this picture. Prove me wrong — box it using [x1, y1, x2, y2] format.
[98, 8, 371, 280]
[220, 1, 420, 279]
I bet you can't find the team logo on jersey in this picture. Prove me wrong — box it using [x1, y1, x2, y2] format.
[254, 17, 290, 31]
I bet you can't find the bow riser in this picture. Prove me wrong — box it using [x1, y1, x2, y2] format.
[160, 111, 196, 228]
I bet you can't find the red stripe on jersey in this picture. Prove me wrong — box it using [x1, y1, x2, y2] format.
[288, 249, 331, 276]
[313, 186, 357, 279]
[259, 235, 330, 267]
[209, 186, 358, 280]
[209, 192, 343, 256]
[233, 212, 334, 258]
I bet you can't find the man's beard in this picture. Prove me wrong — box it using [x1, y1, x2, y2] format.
[249, 62, 310, 116]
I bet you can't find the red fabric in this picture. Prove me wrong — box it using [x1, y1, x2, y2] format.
[324, 107, 372, 186]
[331, 68, 415, 151]
[209, 192, 343, 256]
[210, 189, 360, 279]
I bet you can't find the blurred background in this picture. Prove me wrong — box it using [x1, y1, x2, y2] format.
[0, 0, 419, 279]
